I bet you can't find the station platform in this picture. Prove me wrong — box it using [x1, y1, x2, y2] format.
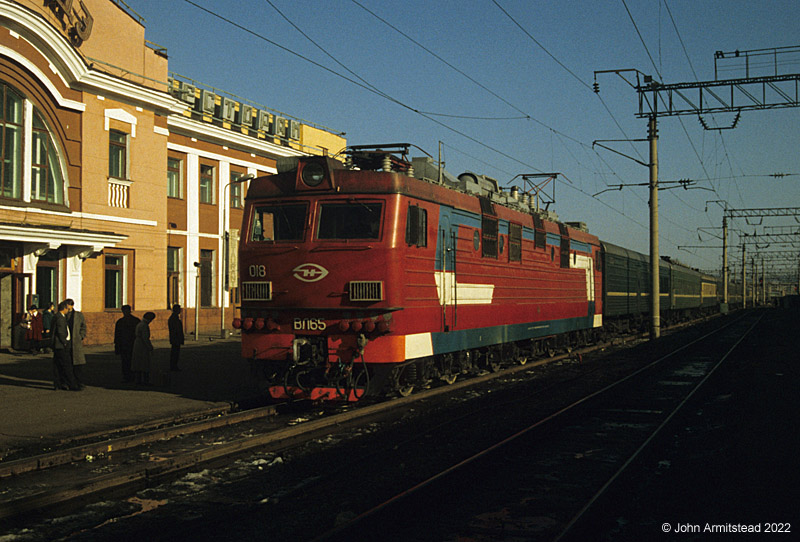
[0, 334, 262, 461]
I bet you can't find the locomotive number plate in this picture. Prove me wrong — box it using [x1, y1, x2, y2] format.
[293, 318, 327, 331]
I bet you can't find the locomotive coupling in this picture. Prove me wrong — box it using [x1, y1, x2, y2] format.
[357, 333, 369, 355]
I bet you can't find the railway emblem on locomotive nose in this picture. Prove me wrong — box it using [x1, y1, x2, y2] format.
[292, 263, 329, 282]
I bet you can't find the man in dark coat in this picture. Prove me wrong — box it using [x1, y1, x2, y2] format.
[41, 302, 55, 353]
[168, 304, 185, 371]
[114, 305, 140, 382]
[52, 300, 79, 391]
[65, 298, 87, 388]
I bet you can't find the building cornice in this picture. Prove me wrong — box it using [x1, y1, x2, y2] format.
[0, 1, 177, 114]
[0, 222, 126, 250]
[168, 115, 305, 159]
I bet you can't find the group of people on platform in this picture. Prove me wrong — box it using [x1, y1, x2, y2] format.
[35, 299, 88, 391]
[114, 304, 185, 385]
[21, 302, 55, 354]
[22, 301, 185, 391]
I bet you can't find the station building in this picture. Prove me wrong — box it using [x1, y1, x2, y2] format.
[0, 0, 346, 347]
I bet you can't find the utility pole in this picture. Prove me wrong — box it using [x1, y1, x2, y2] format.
[722, 215, 728, 309]
[596, 46, 800, 327]
[648, 116, 660, 338]
[742, 244, 747, 309]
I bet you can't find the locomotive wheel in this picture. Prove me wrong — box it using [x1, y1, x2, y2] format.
[438, 354, 458, 385]
[517, 356, 528, 366]
[393, 364, 417, 397]
[397, 384, 414, 397]
[442, 373, 458, 385]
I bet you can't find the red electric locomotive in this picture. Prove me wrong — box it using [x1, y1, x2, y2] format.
[235, 144, 603, 400]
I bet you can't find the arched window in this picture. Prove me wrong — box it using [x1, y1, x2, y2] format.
[0, 82, 67, 205]
[1, 84, 23, 199]
[32, 110, 65, 204]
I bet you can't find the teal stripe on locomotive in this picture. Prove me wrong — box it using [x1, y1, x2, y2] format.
[428, 314, 596, 355]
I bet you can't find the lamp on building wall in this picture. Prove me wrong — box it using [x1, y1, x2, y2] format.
[221, 173, 254, 339]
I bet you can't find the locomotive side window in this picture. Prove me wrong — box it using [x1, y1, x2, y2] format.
[533, 215, 546, 249]
[318, 202, 382, 240]
[405, 205, 427, 247]
[509, 223, 522, 262]
[481, 216, 498, 258]
[251, 203, 307, 241]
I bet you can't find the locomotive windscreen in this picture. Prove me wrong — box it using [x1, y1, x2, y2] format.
[317, 202, 382, 240]
[251, 203, 307, 241]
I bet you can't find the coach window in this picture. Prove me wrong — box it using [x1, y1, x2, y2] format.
[318, 202, 382, 240]
[405, 205, 427, 247]
[481, 216, 498, 258]
[251, 203, 307, 241]
[509, 223, 522, 262]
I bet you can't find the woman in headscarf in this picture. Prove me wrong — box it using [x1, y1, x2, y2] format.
[131, 312, 156, 385]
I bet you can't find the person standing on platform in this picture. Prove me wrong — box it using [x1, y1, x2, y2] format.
[52, 300, 79, 391]
[114, 305, 140, 383]
[132, 312, 156, 385]
[41, 302, 55, 353]
[168, 304, 184, 371]
[65, 299, 87, 389]
[24, 305, 44, 354]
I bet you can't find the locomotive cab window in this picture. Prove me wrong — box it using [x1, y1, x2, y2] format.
[405, 205, 427, 247]
[251, 203, 307, 241]
[318, 202, 382, 240]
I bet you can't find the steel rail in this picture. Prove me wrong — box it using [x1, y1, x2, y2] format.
[0, 312, 723, 522]
[311, 310, 752, 541]
[553, 311, 764, 541]
[0, 404, 275, 478]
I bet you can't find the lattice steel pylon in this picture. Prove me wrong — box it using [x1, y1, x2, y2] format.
[596, 46, 800, 323]
[728, 210, 800, 306]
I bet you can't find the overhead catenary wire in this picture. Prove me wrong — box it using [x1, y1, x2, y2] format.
[179, 0, 776, 267]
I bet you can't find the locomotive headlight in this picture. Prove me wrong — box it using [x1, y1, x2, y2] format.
[301, 162, 325, 187]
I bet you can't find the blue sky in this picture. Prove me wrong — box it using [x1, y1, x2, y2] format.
[133, 0, 800, 275]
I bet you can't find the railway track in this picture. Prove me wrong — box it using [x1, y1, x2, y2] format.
[0, 312, 731, 539]
[313, 310, 762, 541]
[0, 347, 589, 524]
